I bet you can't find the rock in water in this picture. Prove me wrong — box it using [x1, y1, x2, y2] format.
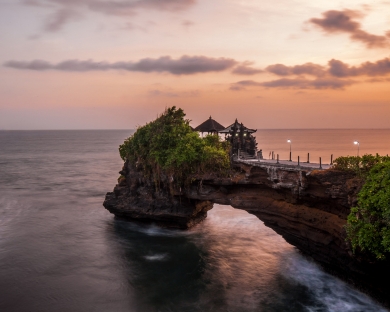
[104, 160, 390, 307]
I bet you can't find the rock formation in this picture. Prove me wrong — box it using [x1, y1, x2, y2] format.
[104, 160, 390, 307]
[103, 160, 213, 229]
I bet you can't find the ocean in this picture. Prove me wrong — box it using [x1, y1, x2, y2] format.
[0, 129, 389, 312]
[254, 129, 390, 163]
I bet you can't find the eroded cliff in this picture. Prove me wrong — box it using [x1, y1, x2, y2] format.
[103, 160, 390, 307]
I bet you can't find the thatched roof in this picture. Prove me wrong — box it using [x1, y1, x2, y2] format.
[193, 116, 225, 133]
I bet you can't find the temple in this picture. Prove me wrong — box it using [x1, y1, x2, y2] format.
[194, 117, 260, 160]
[220, 119, 258, 159]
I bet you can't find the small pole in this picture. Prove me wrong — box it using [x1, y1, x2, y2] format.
[319, 157, 322, 169]
[289, 151, 292, 162]
[307, 153, 310, 163]
[298, 155, 300, 167]
[272, 151, 274, 160]
[277, 154, 279, 164]
[330, 154, 333, 165]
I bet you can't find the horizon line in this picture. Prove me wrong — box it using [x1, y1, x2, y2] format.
[1, 128, 390, 131]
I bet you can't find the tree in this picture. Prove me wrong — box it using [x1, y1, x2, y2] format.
[119, 106, 230, 188]
[346, 161, 390, 260]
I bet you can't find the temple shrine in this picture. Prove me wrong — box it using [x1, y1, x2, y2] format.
[193, 117, 260, 160]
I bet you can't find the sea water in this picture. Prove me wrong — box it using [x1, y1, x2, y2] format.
[0, 129, 389, 312]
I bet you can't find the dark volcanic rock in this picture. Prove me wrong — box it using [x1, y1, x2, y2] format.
[103, 161, 212, 229]
[104, 160, 390, 307]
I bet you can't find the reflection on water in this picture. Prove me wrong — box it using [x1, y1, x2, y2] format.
[0, 130, 388, 312]
[111, 221, 207, 311]
[108, 205, 386, 312]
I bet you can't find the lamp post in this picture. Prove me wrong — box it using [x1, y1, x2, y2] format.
[354, 141, 360, 156]
[287, 139, 292, 161]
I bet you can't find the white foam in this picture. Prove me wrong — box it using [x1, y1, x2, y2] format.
[144, 253, 168, 261]
[282, 254, 387, 312]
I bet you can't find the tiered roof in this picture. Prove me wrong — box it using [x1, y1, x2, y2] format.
[219, 119, 257, 134]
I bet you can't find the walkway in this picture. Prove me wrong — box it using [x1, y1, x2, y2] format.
[237, 158, 331, 170]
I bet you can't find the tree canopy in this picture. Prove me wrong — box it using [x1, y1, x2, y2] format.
[345, 160, 390, 260]
[119, 107, 230, 186]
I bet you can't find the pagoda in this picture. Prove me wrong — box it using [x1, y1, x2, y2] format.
[220, 119, 258, 159]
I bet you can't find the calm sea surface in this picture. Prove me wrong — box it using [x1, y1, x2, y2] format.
[0, 129, 389, 312]
[254, 129, 390, 163]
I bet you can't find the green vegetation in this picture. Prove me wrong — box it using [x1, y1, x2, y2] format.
[332, 154, 390, 178]
[339, 156, 390, 260]
[119, 106, 230, 187]
[333, 155, 390, 259]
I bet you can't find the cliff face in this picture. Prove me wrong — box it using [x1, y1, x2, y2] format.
[103, 160, 213, 229]
[103, 160, 390, 306]
[185, 164, 360, 264]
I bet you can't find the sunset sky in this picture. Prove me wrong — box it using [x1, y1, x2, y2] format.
[1, 0, 389, 129]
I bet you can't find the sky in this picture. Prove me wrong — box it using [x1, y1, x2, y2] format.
[0, 0, 389, 129]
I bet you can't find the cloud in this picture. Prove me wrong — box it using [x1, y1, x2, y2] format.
[23, 0, 197, 31]
[266, 63, 326, 77]
[24, 0, 197, 13]
[309, 9, 390, 48]
[232, 62, 263, 75]
[6, 55, 390, 87]
[229, 80, 266, 91]
[328, 58, 390, 77]
[365, 77, 390, 83]
[4, 55, 238, 75]
[265, 57, 390, 79]
[87, 0, 196, 16]
[310, 9, 363, 32]
[229, 85, 245, 91]
[261, 77, 354, 89]
[231, 80, 262, 87]
[44, 8, 80, 32]
[231, 78, 354, 90]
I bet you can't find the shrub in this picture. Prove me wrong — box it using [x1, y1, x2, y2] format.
[346, 161, 390, 260]
[119, 106, 230, 187]
[332, 154, 390, 178]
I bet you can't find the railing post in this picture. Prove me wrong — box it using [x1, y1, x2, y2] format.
[277, 154, 279, 164]
[289, 151, 292, 162]
[319, 157, 322, 169]
[330, 154, 333, 165]
[307, 153, 310, 163]
[272, 151, 274, 160]
[298, 156, 300, 167]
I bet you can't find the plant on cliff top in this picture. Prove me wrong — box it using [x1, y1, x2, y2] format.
[332, 154, 390, 178]
[119, 106, 230, 187]
[346, 161, 390, 260]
